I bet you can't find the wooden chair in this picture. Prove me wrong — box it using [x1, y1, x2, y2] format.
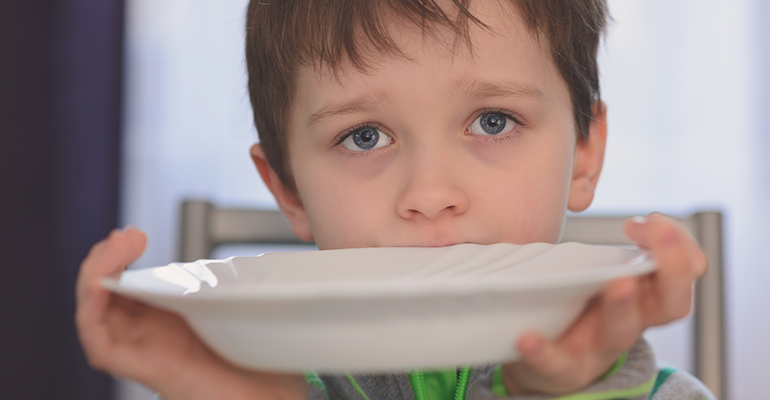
[179, 200, 726, 399]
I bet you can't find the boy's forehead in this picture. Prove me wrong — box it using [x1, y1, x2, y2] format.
[302, 0, 544, 85]
[290, 2, 564, 133]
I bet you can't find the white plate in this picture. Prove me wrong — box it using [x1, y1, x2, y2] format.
[102, 242, 654, 373]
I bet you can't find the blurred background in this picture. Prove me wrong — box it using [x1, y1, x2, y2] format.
[2, 0, 768, 399]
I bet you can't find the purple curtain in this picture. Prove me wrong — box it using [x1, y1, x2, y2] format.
[0, 0, 124, 399]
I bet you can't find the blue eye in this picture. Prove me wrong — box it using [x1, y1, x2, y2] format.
[469, 112, 516, 136]
[340, 126, 393, 151]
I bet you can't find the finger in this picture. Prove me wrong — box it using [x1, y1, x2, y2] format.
[625, 214, 706, 274]
[517, 331, 576, 380]
[516, 284, 638, 389]
[626, 214, 707, 284]
[519, 291, 605, 370]
[508, 332, 573, 394]
[599, 278, 643, 351]
[624, 214, 707, 324]
[513, 329, 608, 393]
[75, 227, 146, 368]
[76, 227, 147, 301]
[631, 215, 692, 323]
[509, 289, 635, 394]
[623, 215, 648, 247]
[76, 227, 146, 325]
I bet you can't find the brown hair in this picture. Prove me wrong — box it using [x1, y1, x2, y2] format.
[245, 0, 608, 190]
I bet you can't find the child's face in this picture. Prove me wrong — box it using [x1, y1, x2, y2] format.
[253, 2, 606, 250]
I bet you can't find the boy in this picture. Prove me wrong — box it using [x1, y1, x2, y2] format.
[76, 0, 713, 399]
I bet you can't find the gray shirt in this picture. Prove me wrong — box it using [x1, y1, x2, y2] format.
[308, 340, 714, 400]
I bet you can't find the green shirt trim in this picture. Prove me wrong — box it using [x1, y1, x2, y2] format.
[550, 375, 656, 400]
[647, 367, 677, 399]
[491, 365, 508, 397]
[345, 371, 373, 400]
[490, 352, 630, 398]
[599, 351, 629, 381]
[305, 371, 331, 399]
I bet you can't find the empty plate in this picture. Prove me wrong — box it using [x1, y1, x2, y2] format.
[102, 242, 655, 372]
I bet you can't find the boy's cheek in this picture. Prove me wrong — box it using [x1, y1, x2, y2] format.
[292, 140, 573, 249]
[304, 191, 567, 249]
[299, 187, 391, 249]
[484, 199, 567, 244]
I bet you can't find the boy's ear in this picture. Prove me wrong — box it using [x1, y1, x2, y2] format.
[568, 102, 607, 212]
[250, 144, 314, 242]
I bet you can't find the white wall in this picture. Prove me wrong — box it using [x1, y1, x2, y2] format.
[119, 0, 769, 398]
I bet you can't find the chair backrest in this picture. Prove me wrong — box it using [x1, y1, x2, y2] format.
[179, 200, 725, 399]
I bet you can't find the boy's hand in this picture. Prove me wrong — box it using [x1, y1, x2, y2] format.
[500, 213, 708, 395]
[75, 227, 307, 400]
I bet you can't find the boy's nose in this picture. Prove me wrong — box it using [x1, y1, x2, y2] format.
[395, 156, 470, 221]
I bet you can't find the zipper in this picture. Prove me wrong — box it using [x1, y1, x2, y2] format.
[409, 366, 472, 400]
[345, 366, 472, 400]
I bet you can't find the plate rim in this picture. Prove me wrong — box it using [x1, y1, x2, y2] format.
[101, 246, 656, 302]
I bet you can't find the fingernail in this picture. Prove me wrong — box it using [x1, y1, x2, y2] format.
[118, 224, 136, 234]
[625, 216, 645, 240]
[629, 216, 646, 226]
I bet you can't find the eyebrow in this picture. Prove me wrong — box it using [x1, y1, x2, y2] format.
[460, 79, 546, 102]
[308, 91, 391, 126]
[307, 80, 544, 126]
